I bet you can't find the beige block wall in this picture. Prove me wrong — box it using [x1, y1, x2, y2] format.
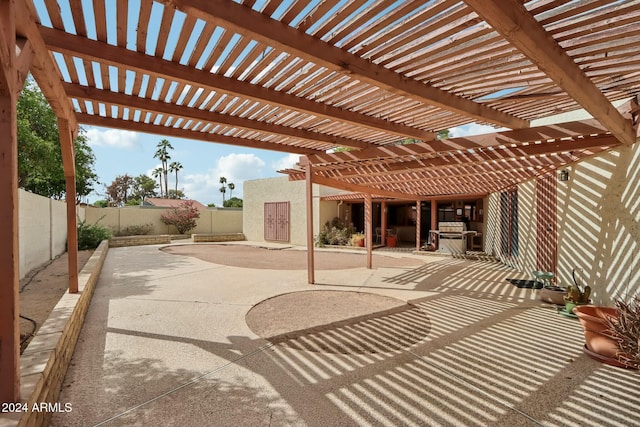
[18, 190, 85, 279]
[244, 176, 330, 246]
[84, 205, 243, 235]
[485, 143, 640, 305]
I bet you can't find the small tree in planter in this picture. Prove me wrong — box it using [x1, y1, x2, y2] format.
[160, 200, 200, 234]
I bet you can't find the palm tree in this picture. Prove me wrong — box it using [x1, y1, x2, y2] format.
[154, 139, 173, 197]
[228, 182, 235, 199]
[169, 161, 183, 197]
[219, 185, 226, 204]
[152, 167, 164, 198]
[219, 176, 227, 203]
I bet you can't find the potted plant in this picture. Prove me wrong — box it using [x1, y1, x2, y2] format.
[563, 268, 591, 314]
[574, 305, 620, 363]
[350, 232, 365, 247]
[605, 296, 640, 369]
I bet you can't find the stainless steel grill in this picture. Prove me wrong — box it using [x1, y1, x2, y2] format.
[433, 222, 477, 254]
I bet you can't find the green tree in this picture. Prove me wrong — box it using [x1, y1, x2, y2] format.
[106, 174, 135, 206]
[228, 182, 235, 199]
[93, 200, 108, 208]
[133, 174, 157, 202]
[437, 129, 450, 140]
[167, 189, 186, 199]
[223, 197, 243, 208]
[169, 161, 183, 197]
[17, 79, 98, 201]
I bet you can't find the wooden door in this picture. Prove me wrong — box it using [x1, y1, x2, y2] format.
[536, 175, 558, 274]
[264, 202, 290, 242]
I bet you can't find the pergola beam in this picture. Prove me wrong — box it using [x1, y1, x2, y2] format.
[304, 119, 614, 166]
[76, 114, 322, 156]
[464, 0, 636, 146]
[309, 173, 441, 200]
[40, 26, 433, 142]
[164, 0, 529, 130]
[316, 134, 619, 177]
[64, 83, 374, 150]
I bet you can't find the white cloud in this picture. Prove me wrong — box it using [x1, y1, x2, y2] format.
[271, 153, 301, 171]
[85, 127, 141, 149]
[181, 153, 266, 205]
[449, 123, 508, 138]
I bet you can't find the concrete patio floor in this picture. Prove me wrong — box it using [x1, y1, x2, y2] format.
[51, 242, 639, 427]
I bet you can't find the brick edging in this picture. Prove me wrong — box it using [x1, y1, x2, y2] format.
[13, 240, 109, 427]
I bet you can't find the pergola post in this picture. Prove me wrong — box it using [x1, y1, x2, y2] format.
[58, 118, 78, 293]
[304, 160, 315, 284]
[365, 193, 372, 269]
[431, 199, 438, 247]
[381, 201, 387, 245]
[0, 0, 21, 403]
[415, 200, 421, 250]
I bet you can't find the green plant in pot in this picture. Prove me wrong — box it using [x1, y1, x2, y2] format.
[350, 232, 365, 247]
[564, 268, 591, 314]
[605, 296, 640, 369]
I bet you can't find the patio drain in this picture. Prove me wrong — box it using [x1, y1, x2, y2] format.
[246, 290, 431, 354]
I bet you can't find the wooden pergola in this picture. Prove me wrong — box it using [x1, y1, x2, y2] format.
[2, 0, 639, 403]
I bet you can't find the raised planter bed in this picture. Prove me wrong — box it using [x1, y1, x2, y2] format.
[191, 233, 245, 243]
[108, 235, 171, 247]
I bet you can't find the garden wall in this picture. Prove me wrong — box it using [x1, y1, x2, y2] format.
[84, 205, 243, 236]
[18, 190, 85, 279]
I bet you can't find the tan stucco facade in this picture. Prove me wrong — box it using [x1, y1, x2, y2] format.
[243, 176, 342, 246]
[485, 142, 640, 305]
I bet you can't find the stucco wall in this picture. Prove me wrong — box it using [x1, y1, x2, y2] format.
[244, 176, 322, 246]
[84, 205, 243, 235]
[556, 143, 640, 305]
[485, 143, 640, 305]
[18, 189, 85, 279]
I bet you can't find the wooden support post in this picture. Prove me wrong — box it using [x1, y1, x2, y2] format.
[305, 160, 314, 284]
[431, 199, 438, 248]
[365, 193, 372, 269]
[58, 118, 79, 293]
[431, 199, 438, 230]
[416, 200, 421, 251]
[0, 0, 20, 402]
[381, 201, 387, 245]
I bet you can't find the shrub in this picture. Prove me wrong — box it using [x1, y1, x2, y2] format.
[315, 217, 354, 246]
[160, 200, 201, 234]
[77, 219, 112, 250]
[115, 223, 154, 237]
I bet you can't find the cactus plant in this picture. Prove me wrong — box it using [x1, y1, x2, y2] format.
[564, 268, 591, 312]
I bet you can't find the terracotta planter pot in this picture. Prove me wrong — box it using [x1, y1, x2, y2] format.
[573, 305, 619, 359]
[540, 286, 566, 305]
